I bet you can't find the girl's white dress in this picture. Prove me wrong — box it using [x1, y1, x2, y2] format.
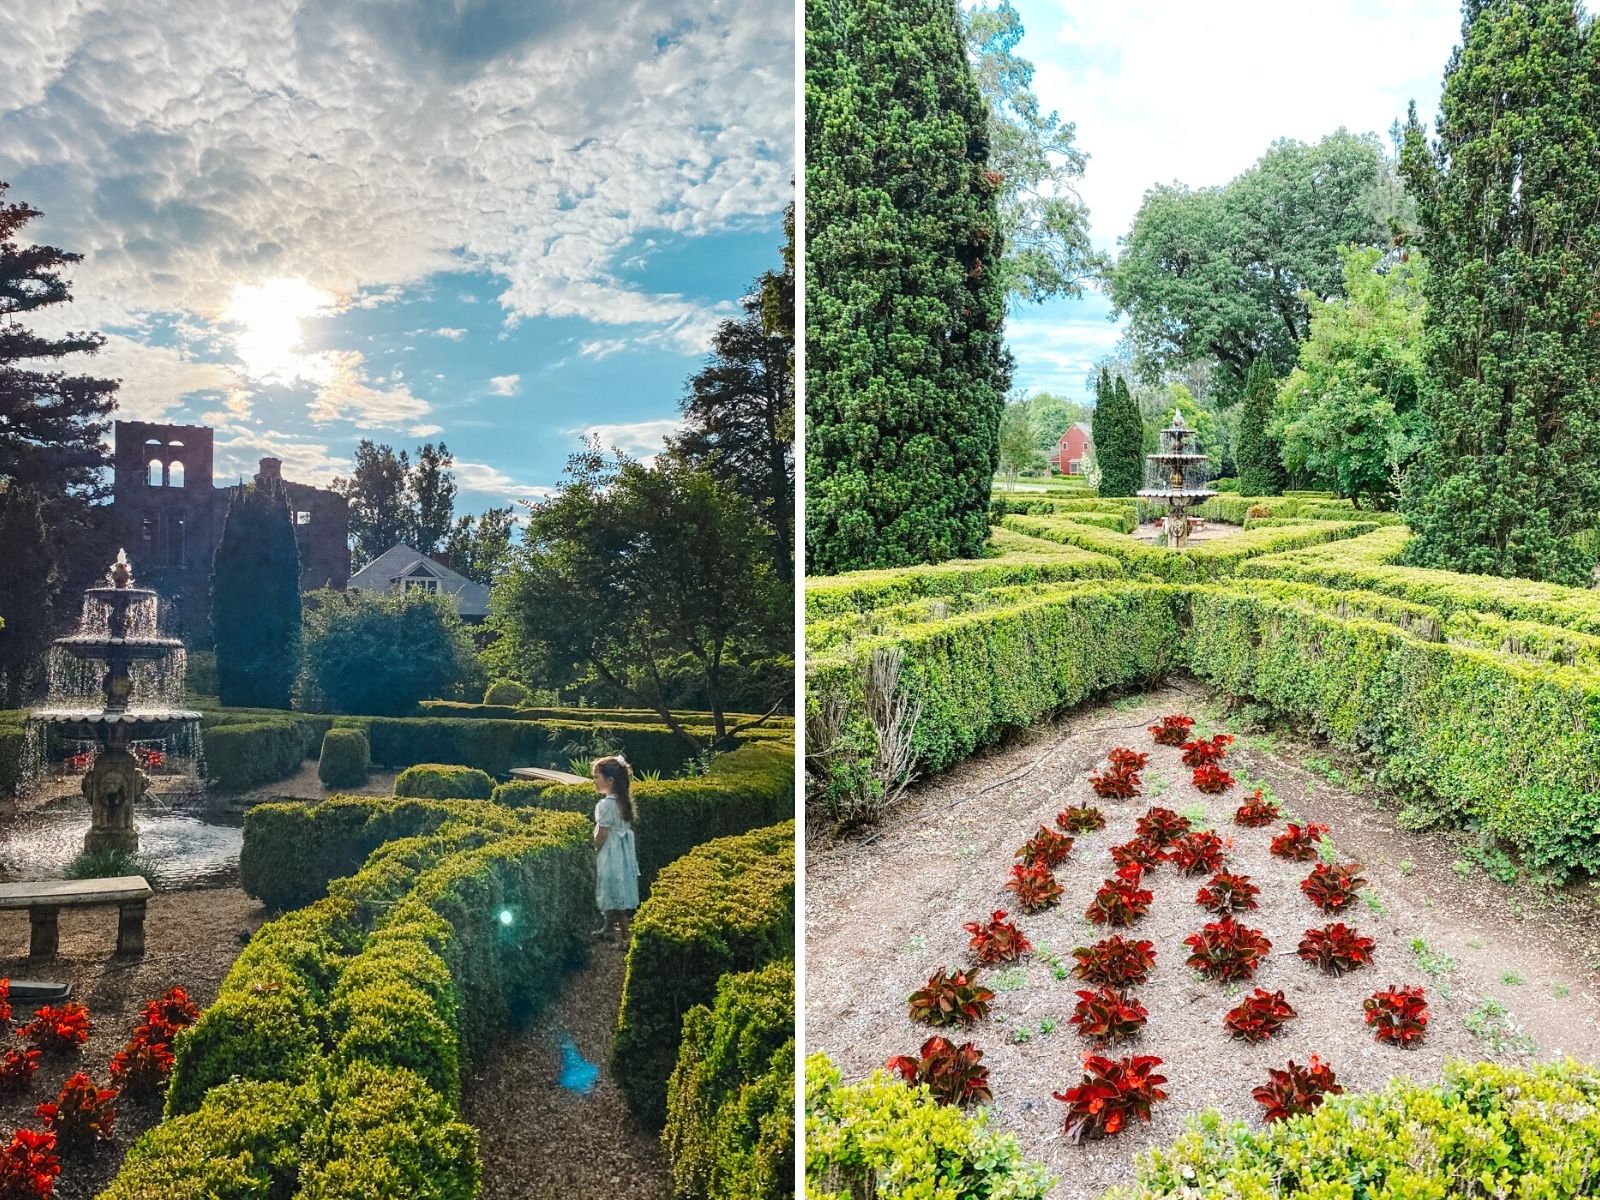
[594, 794, 640, 912]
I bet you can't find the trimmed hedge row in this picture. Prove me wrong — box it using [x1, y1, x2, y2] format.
[318, 727, 370, 789]
[0, 719, 27, 797]
[417, 700, 788, 729]
[203, 717, 316, 791]
[614, 820, 795, 1130]
[394, 763, 495, 800]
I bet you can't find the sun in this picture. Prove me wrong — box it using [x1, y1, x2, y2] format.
[223, 277, 336, 385]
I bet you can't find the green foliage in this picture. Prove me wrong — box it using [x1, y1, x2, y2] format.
[442, 505, 517, 587]
[184, 649, 217, 699]
[212, 479, 301, 709]
[1274, 247, 1427, 507]
[1095, 375, 1145, 497]
[407, 442, 458, 556]
[393, 764, 494, 801]
[805, 0, 1010, 572]
[203, 717, 313, 792]
[0, 719, 29, 797]
[299, 587, 474, 716]
[663, 960, 795, 1200]
[1015, 391, 1088, 457]
[318, 728, 371, 790]
[65, 845, 152, 881]
[482, 678, 532, 707]
[1235, 359, 1287, 496]
[1109, 1060, 1600, 1198]
[1400, 1, 1600, 584]
[805, 1054, 1052, 1199]
[995, 398, 1044, 488]
[614, 821, 795, 1129]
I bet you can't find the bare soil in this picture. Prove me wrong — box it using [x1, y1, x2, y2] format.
[805, 683, 1600, 1199]
[0, 887, 263, 1199]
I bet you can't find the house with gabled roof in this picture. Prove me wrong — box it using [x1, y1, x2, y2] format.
[347, 543, 491, 622]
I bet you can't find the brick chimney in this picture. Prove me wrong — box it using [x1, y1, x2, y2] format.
[255, 457, 283, 485]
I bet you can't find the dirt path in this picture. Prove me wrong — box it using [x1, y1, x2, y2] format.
[464, 941, 671, 1199]
[806, 684, 1600, 1199]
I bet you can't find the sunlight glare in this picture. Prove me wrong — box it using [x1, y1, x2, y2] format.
[223, 277, 336, 384]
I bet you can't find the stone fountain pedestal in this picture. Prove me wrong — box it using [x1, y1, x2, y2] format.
[81, 747, 146, 854]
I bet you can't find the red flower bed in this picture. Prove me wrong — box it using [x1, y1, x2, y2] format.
[0, 1128, 59, 1199]
[108, 1035, 175, 1100]
[1183, 916, 1272, 982]
[1069, 987, 1148, 1043]
[1148, 714, 1195, 746]
[1191, 763, 1236, 793]
[1222, 988, 1297, 1043]
[141, 987, 199, 1034]
[964, 910, 1031, 965]
[1300, 862, 1367, 912]
[1195, 870, 1260, 914]
[1054, 1054, 1167, 1142]
[0, 1049, 40, 1095]
[1134, 806, 1190, 847]
[1085, 868, 1154, 927]
[1365, 985, 1429, 1047]
[1166, 830, 1226, 876]
[908, 968, 994, 1028]
[1297, 923, 1376, 976]
[0, 980, 11, 1031]
[886, 1036, 991, 1106]
[1016, 826, 1074, 869]
[1233, 789, 1281, 827]
[1253, 1056, 1343, 1123]
[21, 1004, 90, 1054]
[1056, 802, 1106, 834]
[1004, 863, 1064, 913]
[1180, 734, 1234, 767]
[35, 1073, 115, 1156]
[1070, 936, 1157, 987]
[1270, 822, 1328, 861]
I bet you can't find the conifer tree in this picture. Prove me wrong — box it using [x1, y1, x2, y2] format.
[1089, 368, 1112, 473]
[212, 479, 301, 709]
[805, 0, 1010, 573]
[1400, 0, 1600, 583]
[1095, 376, 1145, 497]
[1236, 358, 1287, 495]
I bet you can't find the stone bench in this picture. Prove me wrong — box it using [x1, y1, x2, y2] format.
[0, 877, 154, 960]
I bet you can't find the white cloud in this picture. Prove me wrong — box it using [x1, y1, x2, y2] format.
[434, 327, 467, 340]
[90, 333, 240, 421]
[410, 423, 444, 437]
[487, 373, 521, 396]
[580, 417, 682, 460]
[306, 350, 432, 428]
[454, 460, 552, 500]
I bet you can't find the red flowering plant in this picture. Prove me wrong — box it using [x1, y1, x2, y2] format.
[1166, 830, 1226, 876]
[0, 979, 11, 1031]
[1364, 985, 1429, 1047]
[1223, 988, 1298, 1043]
[1195, 870, 1260, 914]
[886, 1036, 992, 1107]
[1005, 863, 1064, 913]
[1253, 1057, 1343, 1123]
[141, 987, 199, 1034]
[1180, 733, 1234, 767]
[1085, 867, 1154, 927]
[0, 1048, 41, 1095]
[1297, 923, 1376, 976]
[1108, 748, 1150, 773]
[1069, 987, 1149, 1043]
[1110, 837, 1165, 872]
[964, 910, 1032, 965]
[0, 1128, 59, 1200]
[1016, 826, 1075, 869]
[1300, 862, 1367, 912]
[35, 1073, 116, 1156]
[1071, 936, 1157, 987]
[1191, 764, 1236, 793]
[1056, 802, 1106, 834]
[108, 1035, 175, 1100]
[1134, 806, 1190, 847]
[1149, 714, 1195, 746]
[1183, 916, 1272, 982]
[1088, 763, 1142, 800]
[1270, 823, 1328, 861]
[1233, 790, 1281, 827]
[908, 968, 994, 1028]
[21, 1004, 90, 1054]
[1054, 1054, 1168, 1142]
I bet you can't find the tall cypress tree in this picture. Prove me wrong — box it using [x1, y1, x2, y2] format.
[805, 0, 1010, 573]
[1236, 357, 1287, 495]
[1400, 0, 1600, 584]
[1096, 376, 1145, 497]
[1089, 368, 1112, 475]
[212, 479, 302, 709]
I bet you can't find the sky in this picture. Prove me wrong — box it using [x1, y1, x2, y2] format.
[0, 0, 794, 516]
[1000, 0, 1465, 401]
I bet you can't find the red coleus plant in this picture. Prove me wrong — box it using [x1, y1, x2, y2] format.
[1088, 764, 1142, 800]
[0, 979, 11, 1032]
[1181, 734, 1234, 767]
[1223, 988, 1298, 1043]
[1253, 1056, 1343, 1123]
[1071, 936, 1157, 987]
[22, 1004, 90, 1054]
[1005, 863, 1064, 913]
[886, 1036, 992, 1107]
[1069, 987, 1149, 1043]
[1233, 789, 1281, 828]
[35, 1073, 116, 1156]
[108, 1034, 176, 1100]
[0, 1048, 40, 1094]
[1085, 869, 1154, 927]
[964, 910, 1032, 965]
[1054, 1054, 1168, 1142]
[1016, 826, 1075, 869]
[1108, 747, 1150, 773]
[1183, 916, 1272, 982]
[1297, 923, 1376, 976]
[0, 1128, 59, 1200]
[1134, 806, 1190, 847]
[1166, 830, 1226, 876]
[1149, 714, 1195, 746]
[1364, 985, 1429, 1047]
[1191, 764, 1236, 794]
[1270, 822, 1329, 861]
[1056, 802, 1106, 834]
[1195, 870, 1260, 914]
[908, 967, 994, 1028]
[1110, 837, 1165, 872]
[141, 987, 199, 1033]
[1300, 862, 1367, 912]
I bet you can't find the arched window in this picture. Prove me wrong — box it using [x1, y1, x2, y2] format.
[169, 460, 185, 487]
[147, 459, 165, 487]
[167, 440, 184, 448]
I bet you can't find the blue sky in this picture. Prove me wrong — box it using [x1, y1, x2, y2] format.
[996, 0, 1464, 401]
[0, 0, 793, 512]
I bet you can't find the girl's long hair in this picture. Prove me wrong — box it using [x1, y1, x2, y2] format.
[594, 756, 634, 824]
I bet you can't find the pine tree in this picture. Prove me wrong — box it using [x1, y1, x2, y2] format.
[1400, 0, 1600, 584]
[1089, 368, 1112, 475]
[212, 479, 302, 709]
[1236, 358, 1287, 495]
[1096, 376, 1145, 497]
[805, 0, 1011, 573]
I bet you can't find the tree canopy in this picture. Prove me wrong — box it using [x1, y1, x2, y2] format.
[299, 587, 474, 716]
[335, 438, 465, 564]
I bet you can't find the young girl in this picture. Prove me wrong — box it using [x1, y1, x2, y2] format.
[591, 755, 640, 941]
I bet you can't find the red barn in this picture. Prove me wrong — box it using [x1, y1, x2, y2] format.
[1051, 422, 1094, 474]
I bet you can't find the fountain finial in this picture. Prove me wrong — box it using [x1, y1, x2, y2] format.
[109, 549, 133, 590]
[1171, 409, 1187, 431]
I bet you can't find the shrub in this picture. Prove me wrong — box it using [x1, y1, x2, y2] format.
[1223, 989, 1297, 1043]
[0, 1129, 58, 1199]
[885, 1037, 991, 1108]
[1070, 987, 1148, 1043]
[318, 728, 371, 790]
[1166, 831, 1225, 876]
[1016, 826, 1073, 868]
[109, 1035, 175, 1100]
[1253, 1057, 1342, 1123]
[203, 717, 310, 791]
[1135, 807, 1190, 847]
[1004, 863, 1063, 912]
[143, 987, 200, 1034]
[1072, 937, 1157, 987]
[1183, 917, 1272, 982]
[1364, 985, 1429, 1047]
[0, 1048, 39, 1093]
[1191, 764, 1235, 793]
[908, 968, 994, 1029]
[1111, 838, 1165, 872]
[1180, 734, 1233, 767]
[1056, 802, 1105, 833]
[1300, 862, 1366, 912]
[1089, 763, 1142, 799]
[482, 679, 533, 707]
[22, 1004, 90, 1053]
[1195, 870, 1260, 914]
[1086, 869, 1154, 926]
[1270, 822, 1328, 861]
[1297, 923, 1375, 976]
[664, 961, 794, 1200]
[964, 911, 1031, 965]
[1233, 790, 1281, 827]
[1109, 747, 1150, 772]
[1149, 714, 1194, 746]
[35, 1072, 116, 1155]
[1054, 1054, 1168, 1142]
[392, 764, 495, 801]
[299, 587, 475, 717]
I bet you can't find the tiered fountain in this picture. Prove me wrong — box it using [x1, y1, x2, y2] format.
[1137, 410, 1216, 550]
[27, 551, 202, 853]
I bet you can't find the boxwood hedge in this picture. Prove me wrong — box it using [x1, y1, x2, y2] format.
[318, 727, 370, 789]
[394, 763, 496, 800]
